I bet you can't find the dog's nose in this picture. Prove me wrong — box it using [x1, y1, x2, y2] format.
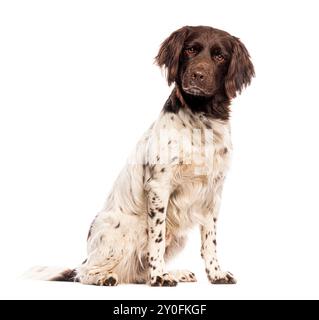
[191, 71, 205, 82]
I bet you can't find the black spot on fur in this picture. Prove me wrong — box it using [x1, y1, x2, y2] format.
[163, 279, 178, 287]
[161, 168, 165, 173]
[158, 207, 165, 213]
[115, 222, 120, 229]
[152, 276, 163, 286]
[148, 210, 156, 218]
[104, 276, 117, 286]
[51, 269, 78, 282]
[87, 215, 98, 240]
[204, 121, 212, 129]
[168, 140, 172, 145]
[87, 227, 93, 240]
[213, 239, 217, 246]
[155, 235, 163, 243]
[149, 164, 156, 174]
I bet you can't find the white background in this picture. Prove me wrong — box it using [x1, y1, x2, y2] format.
[1, 0, 319, 300]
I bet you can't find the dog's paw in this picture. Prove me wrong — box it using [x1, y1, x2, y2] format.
[170, 270, 197, 283]
[150, 273, 178, 287]
[208, 271, 236, 284]
[96, 273, 119, 286]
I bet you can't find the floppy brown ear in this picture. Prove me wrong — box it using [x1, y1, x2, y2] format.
[225, 37, 255, 99]
[155, 27, 189, 86]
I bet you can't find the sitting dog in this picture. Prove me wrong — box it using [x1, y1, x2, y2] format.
[30, 25, 254, 286]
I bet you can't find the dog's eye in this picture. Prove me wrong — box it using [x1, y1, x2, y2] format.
[215, 54, 225, 62]
[212, 50, 225, 62]
[184, 47, 198, 56]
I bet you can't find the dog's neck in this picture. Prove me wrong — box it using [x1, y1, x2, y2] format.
[163, 85, 231, 121]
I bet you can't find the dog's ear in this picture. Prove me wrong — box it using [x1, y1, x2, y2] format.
[225, 37, 255, 99]
[155, 27, 189, 86]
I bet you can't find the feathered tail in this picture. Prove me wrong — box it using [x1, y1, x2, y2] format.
[21, 266, 78, 282]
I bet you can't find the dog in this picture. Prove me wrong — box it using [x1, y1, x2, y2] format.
[28, 26, 254, 286]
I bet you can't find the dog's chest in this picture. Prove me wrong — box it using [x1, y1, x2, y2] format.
[173, 113, 232, 186]
[166, 113, 232, 230]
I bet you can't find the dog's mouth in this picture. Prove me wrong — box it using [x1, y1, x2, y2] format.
[182, 86, 213, 97]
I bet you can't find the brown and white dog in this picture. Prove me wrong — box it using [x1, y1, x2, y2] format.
[28, 26, 254, 286]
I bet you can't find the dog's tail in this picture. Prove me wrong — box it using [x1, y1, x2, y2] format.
[21, 266, 78, 282]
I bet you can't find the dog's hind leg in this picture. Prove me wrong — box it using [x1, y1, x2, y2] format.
[77, 261, 120, 286]
[76, 210, 127, 286]
[77, 210, 147, 286]
[76, 242, 122, 286]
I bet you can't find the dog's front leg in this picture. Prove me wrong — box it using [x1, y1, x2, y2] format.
[200, 217, 236, 284]
[146, 178, 177, 287]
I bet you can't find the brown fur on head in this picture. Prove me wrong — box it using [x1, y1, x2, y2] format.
[156, 26, 254, 116]
[155, 27, 189, 86]
[225, 36, 255, 99]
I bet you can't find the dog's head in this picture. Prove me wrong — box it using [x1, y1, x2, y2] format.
[155, 26, 254, 100]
